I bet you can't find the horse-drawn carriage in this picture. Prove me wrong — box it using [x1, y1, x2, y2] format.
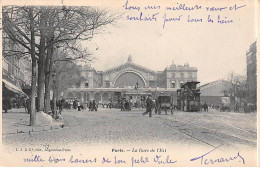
[155, 95, 174, 115]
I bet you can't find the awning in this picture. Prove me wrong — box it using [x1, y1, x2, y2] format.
[2, 79, 27, 97]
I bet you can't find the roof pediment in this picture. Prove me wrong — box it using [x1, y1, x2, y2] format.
[103, 61, 156, 75]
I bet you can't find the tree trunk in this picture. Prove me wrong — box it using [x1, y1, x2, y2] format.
[44, 63, 51, 113]
[29, 7, 37, 126]
[53, 75, 59, 119]
[44, 13, 55, 114]
[44, 75, 51, 113]
[44, 39, 54, 114]
[37, 56, 45, 111]
[37, 8, 47, 112]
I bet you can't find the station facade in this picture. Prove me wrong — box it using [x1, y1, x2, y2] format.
[64, 56, 198, 104]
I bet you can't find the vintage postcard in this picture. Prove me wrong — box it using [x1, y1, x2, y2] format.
[0, 0, 258, 167]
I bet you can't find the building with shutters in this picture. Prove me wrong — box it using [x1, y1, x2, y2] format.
[246, 41, 257, 105]
[64, 56, 198, 104]
[2, 33, 31, 97]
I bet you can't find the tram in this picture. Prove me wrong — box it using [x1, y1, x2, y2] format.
[177, 81, 201, 112]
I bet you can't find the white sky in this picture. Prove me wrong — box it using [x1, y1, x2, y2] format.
[82, 0, 256, 85]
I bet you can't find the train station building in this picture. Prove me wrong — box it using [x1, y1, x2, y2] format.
[199, 79, 233, 106]
[63, 56, 198, 104]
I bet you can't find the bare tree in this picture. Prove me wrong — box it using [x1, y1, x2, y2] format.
[3, 6, 120, 125]
[29, 8, 38, 126]
[44, 46, 90, 115]
[226, 72, 248, 104]
[3, 6, 39, 126]
[42, 6, 119, 117]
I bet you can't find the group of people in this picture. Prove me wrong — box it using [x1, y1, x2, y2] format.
[63, 99, 98, 112]
[120, 99, 131, 111]
[2, 97, 30, 113]
[72, 100, 82, 111]
[88, 100, 98, 111]
[201, 101, 253, 114]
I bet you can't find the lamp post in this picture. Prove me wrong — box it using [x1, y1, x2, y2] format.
[135, 81, 139, 105]
[52, 71, 57, 119]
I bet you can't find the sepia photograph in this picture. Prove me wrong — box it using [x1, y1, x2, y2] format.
[1, 0, 258, 167]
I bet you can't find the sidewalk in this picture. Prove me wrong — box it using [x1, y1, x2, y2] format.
[2, 108, 63, 135]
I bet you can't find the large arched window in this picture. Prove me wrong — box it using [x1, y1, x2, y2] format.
[114, 72, 145, 88]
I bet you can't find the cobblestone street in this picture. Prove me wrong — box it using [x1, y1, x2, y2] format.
[2, 108, 257, 151]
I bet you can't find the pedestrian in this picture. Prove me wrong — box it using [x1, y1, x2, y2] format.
[26, 98, 31, 114]
[77, 100, 81, 111]
[170, 102, 174, 115]
[244, 102, 248, 114]
[58, 99, 64, 114]
[73, 100, 77, 109]
[143, 95, 153, 117]
[155, 98, 159, 114]
[60, 98, 65, 110]
[235, 102, 240, 112]
[121, 99, 125, 111]
[92, 100, 97, 111]
[203, 103, 208, 112]
[23, 97, 27, 113]
[125, 100, 129, 111]
[89, 100, 93, 111]
[127, 100, 131, 111]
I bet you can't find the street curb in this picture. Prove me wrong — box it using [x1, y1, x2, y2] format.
[2, 124, 64, 136]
